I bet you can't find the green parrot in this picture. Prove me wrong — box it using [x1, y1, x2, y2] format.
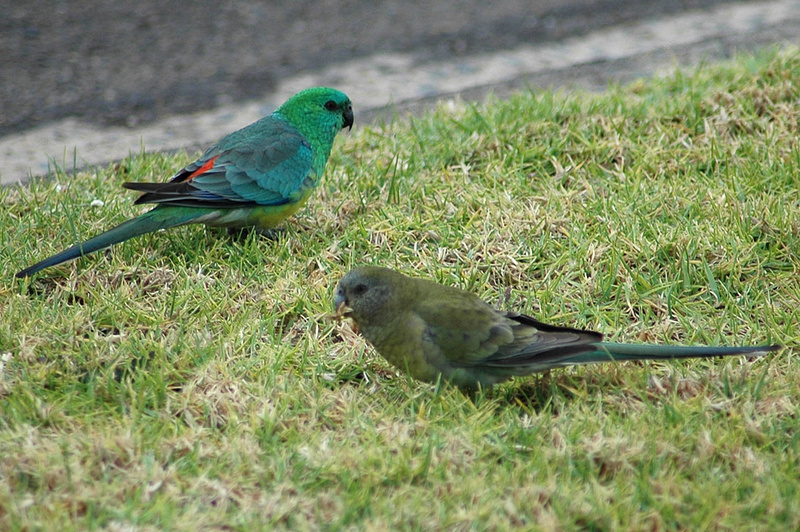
[16, 87, 353, 278]
[334, 266, 780, 390]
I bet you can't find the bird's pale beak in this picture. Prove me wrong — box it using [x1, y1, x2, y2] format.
[334, 291, 346, 310]
[333, 291, 353, 319]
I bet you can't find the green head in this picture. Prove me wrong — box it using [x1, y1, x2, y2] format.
[276, 87, 354, 138]
[334, 266, 413, 330]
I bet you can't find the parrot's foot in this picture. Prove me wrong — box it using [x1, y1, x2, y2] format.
[226, 226, 286, 242]
[255, 227, 286, 241]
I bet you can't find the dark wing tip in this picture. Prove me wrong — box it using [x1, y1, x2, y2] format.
[122, 182, 157, 192]
[505, 311, 604, 342]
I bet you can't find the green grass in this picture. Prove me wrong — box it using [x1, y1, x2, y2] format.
[1, 46, 799, 530]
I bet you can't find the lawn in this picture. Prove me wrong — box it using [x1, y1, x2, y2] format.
[1, 47, 798, 530]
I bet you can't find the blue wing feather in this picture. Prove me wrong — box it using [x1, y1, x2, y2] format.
[124, 116, 314, 208]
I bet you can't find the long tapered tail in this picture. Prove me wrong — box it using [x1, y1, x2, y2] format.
[15, 207, 207, 277]
[560, 342, 781, 366]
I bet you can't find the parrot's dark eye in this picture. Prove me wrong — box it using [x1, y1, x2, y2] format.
[352, 283, 368, 296]
[324, 100, 338, 111]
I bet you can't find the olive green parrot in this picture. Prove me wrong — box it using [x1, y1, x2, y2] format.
[334, 266, 780, 390]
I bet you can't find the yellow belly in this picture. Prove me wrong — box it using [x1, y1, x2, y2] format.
[209, 188, 314, 230]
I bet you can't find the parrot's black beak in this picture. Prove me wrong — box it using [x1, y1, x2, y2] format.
[343, 105, 354, 130]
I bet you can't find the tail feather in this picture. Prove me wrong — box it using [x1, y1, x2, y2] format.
[15, 207, 205, 277]
[560, 342, 780, 366]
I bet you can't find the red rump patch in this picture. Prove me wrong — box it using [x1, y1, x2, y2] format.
[186, 155, 219, 180]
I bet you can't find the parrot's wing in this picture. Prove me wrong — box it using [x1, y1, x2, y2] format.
[413, 295, 517, 367]
[481, 312, 603, 368]
[123, 118, 314, 208]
